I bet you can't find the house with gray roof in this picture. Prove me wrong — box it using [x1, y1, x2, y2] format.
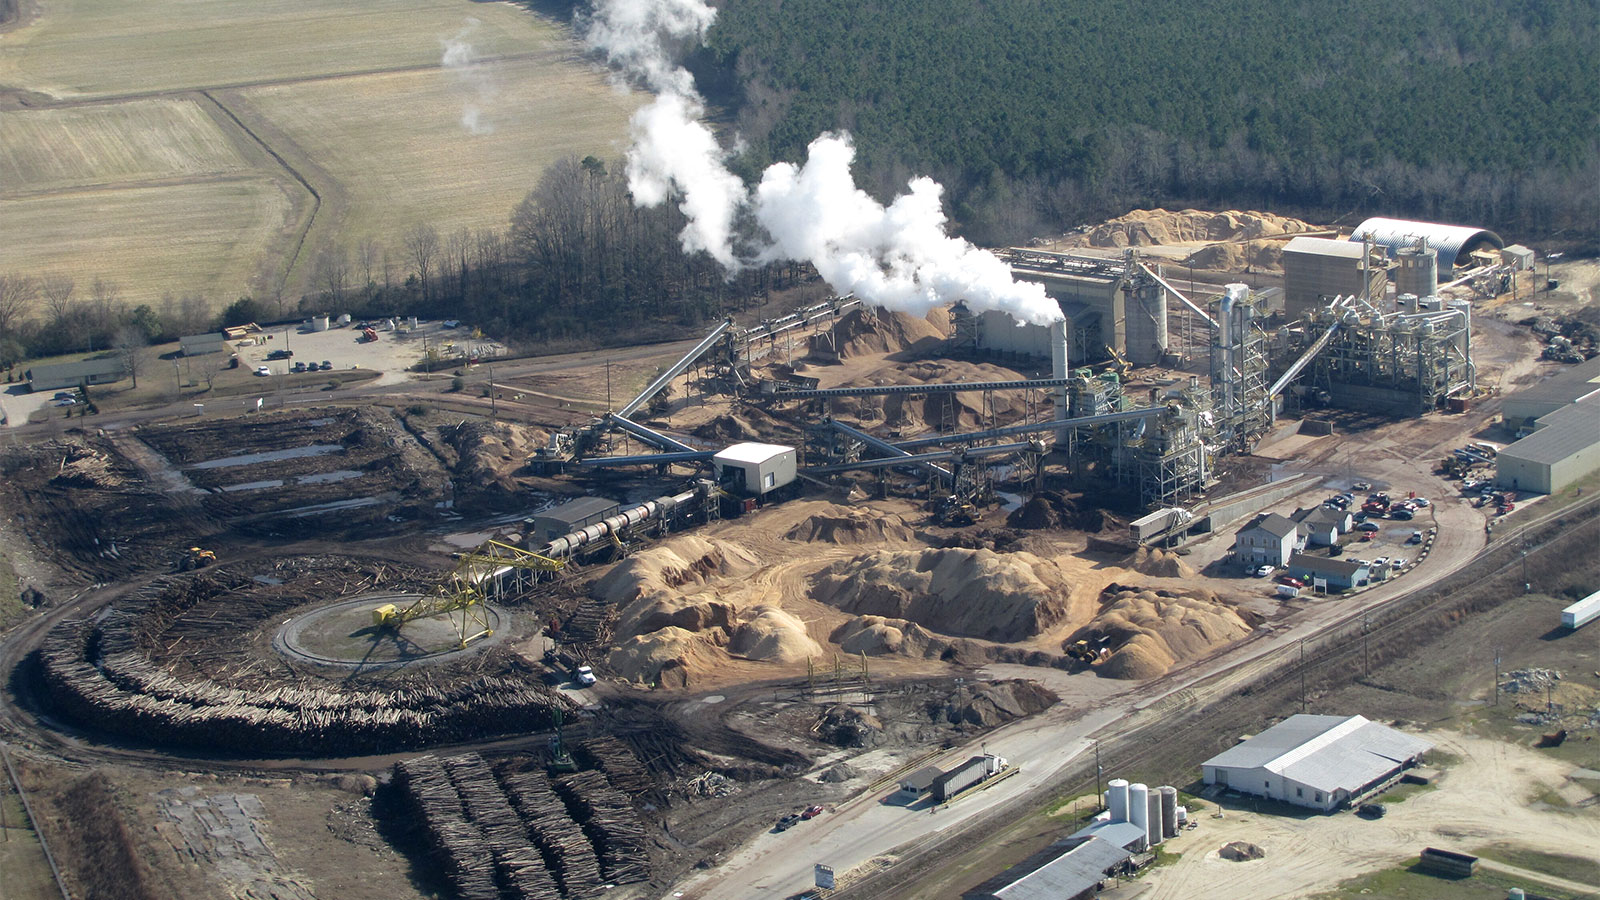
[1202, 714, 1431, 812]
[1295, 506, 1352, 547]
[1233, 513, 1300, 567]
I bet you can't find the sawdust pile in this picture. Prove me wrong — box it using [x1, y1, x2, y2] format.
[825, 359, 1035, 432]
[728, 606, 822, 662]
[1006, 490, 1105, 532]
[449, 420, 539, 497]
[1076, 209, 1319, 249]
[691, 407, 795, 443]
[1084, 585, 1257, 680]
[1182, 240, 1287, 272]
[812, 548, 1085, 642]
[786, 506, 916, 545]
[811, 308, 948, 360]
[1124, 547, 1196, 579]
[935, 680, 1059, 727]
[590, 535, 761, 607]
[829, 615, 938, 656]
[605, 627, 723, 688]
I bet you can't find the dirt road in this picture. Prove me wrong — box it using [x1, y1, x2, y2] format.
[1142, 731, 1600, 899]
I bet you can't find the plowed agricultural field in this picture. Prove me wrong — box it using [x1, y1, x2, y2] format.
[0, 0, 641, 307]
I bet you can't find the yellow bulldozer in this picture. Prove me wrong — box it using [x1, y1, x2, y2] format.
[178, 547, 217, 571]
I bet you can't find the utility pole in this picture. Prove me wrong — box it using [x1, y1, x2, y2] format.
[605, 361, 612, 412]
[1095, 741, 1103, 813]
[1300, 639, 1308, 713]
[1362, 614, 1370, 677]
[488, 364, 496, 417]
[1493, 647, 1501, 707]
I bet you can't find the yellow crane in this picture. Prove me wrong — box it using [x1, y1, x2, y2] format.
[372, 540, 565, 648]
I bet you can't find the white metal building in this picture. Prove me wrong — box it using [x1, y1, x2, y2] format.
[712, 443, 797, 497]
[179, 332, 228, 356]
[1202, 714, 1431, 811]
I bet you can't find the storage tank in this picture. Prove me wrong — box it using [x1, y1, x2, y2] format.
[310, 315, 330, 332]
[1395, 241, 1438, 300]
[1159, 786, 1179, 838]
[1128, 783, 1149, 844]
[1396, 293, 1418, 314]
[1147, 793, 1163, 846]
[1107, 778, 1130, 823]
[1124, 260, 1168, 367]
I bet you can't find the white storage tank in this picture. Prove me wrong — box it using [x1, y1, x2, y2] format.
[1107, 778, 1130, 823]
[310, 315, 330, 332]
[713, 443, 797, 497]
[1128, 783, 1149, 843]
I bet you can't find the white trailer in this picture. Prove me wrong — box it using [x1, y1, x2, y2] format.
[1561, 590, 1600, 630]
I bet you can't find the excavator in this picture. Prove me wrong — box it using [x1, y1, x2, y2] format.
[1101, 345, 1132, 380]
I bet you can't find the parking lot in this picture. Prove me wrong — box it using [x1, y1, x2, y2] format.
[233, 320, 507, 387]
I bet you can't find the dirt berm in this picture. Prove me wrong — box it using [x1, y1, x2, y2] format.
[811, 547, 1089, 643]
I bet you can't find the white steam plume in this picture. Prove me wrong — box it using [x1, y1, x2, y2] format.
[442, 19, 497, 135]
[583, 0, 1062, 326]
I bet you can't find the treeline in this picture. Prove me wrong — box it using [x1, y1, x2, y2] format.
[0, 157, 803, 369]
[696, 0, 1600, 245]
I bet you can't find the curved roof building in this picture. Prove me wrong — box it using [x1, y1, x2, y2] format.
[1349, 217, 1503, 269]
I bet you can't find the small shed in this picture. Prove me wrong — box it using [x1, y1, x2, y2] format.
[1287, 553, 1370, 590]
[898, 765, 943, 796]
[712, 443, 796, 497]
[179, 332, 228, 356]
[26, 357, 125, 392]
[530, 496, 620, 544]
[1500, 245, 1535, 271]
[1417, 848, 1477, 878]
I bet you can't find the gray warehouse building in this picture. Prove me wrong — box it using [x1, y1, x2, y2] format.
[963, 836, 1133, 900]
[529, 496, 621, 544]
[1494, 357, 1600, 495]
[26, 357, 126, 392]
[1202, 714, 1431, 812]
[1282, 236, 1388, 320]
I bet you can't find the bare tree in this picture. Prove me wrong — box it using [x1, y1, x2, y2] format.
[314, 245, 350, 307]
[40, 273, 75, 328]
[87, 278, 124, 352]
[113, 324, 147, 388]
[0, 271, 38, 343]
[356, 237, 380, 292]
[403, 224, 440, 301]
[197, 347, 232, 390]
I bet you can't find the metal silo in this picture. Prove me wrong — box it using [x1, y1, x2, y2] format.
[1129, 782, 1149, 845]
[1107, 778, 1130, 823]
[1395, 239, 1438, 300]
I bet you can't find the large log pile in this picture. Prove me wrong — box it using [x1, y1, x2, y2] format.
[555, 771, 649, 885]
[497, 767, 604, 898]
[393, 754, 648, 899]
[443, 756, 562, 900]
[36, 617, 570, 755]
[576, 736, 652, 797]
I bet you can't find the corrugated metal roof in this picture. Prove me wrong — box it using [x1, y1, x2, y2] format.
[987, 837, 1131, 900]
[1505, 357, 1600, 410]
[713, 442, 793, 465]
[1498, 413, 1600, 466]
[26, 357, 125, 380]
[1067, 820, 1148, 851]
[1349, 217, 1503, 268]
[1288, 553, 1366, 578]
[1203, 715, 1432, 794]
[900, 765, 943, 791]
[1285, 236, 1366, 259]
[536, 496, 620, 525]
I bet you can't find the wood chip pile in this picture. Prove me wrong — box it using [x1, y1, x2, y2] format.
[393, 754, 649, 899]
[37, 615, 570, 755]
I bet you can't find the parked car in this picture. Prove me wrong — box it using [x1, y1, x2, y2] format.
[801, 805, 825, 820]
[1353, 481, 1372, 491]
[1413, 498, 1430, 507]
[1357, 522, 1380, 532]
[291, 361, 308, 373]
[254, 365, 272, 377]
[574, 665, 597, 686]
[320, 360, 334, 371]
[52, 391, 75, 401]
[51, 396, 78, 407]
[1407, 531, 1424, 544]
[1277, 576, 1305, 588]
[1357, 802, 1387, 819]
[775, 814, 801, 832]
[1390, 509, 1414, 521]
[1254, 565, 1274, 578]
[266, 348, 293, 360]
[1372, 557, 1390, 567]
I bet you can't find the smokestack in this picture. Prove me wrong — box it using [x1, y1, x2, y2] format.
[1051, 320, 1069, 441]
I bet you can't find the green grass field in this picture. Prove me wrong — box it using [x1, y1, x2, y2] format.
[0, 0, 641, 311]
